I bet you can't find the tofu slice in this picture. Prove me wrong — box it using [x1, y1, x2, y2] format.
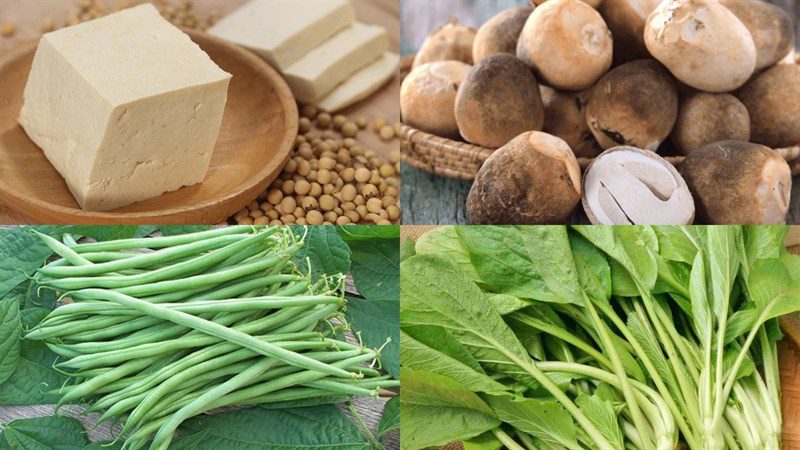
[18, 4, 231, 211]
[283, 23, 388, 104]
[207, 0, 355, 71]
[317, 52, 400, 112]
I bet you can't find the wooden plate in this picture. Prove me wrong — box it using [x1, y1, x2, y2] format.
[0, 30, 298, 224]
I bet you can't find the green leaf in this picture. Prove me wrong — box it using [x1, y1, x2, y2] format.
[257, 395, 349, 409]
[689, 251, 711, 347]
[400, 368, 500, 450]
[346, 295, 398, 379]
[291, 226, 351, 281]
[416, 226, 481, 283]
[171, 428, 211, 449]
[653, 226, 702, 264]
[180, 405, 370, 449]
[66, 225, 140, 241]
[462, 430, 503, 450]
[455, 226, 558, 302]
[486, 293, 530, 315]
[159, 225, 211, 236]
[0, 228, 53, 298]
[706, 226, 740, 322]
[748, 259, 800, 322]
[576, 393, 624, 450]
[0, 336, 68, 404]
[0, 295, 21, 384]
[485, 395, 579, 449]
[518, 227, 583, 306]
[337, 225, 399, 240]
[2, 416, 87, 450]
[401, 254, 532, 382]
[400, 237, 416, 262]
[400, 329, 508, 395]
[377, 397, 399, 437]
[569, 232, 611, 302]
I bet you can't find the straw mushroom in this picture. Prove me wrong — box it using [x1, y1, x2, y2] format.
[680, 140, 792, 224]
[517, 0, 613, 90]
[400, 61, 472, 139]
[529, 0, 602, 9]
[719, 0, 794, 71]
[735, 64, 800, 148]
[582, 146, 694, 224]
[585, 59, 678, 151]
[599, 0, 660, 64]
[540, 86, 599, 157]
[466, 131, 581, 224]
[672, 92, 751, 155]
[644, 0, 756, 93]
[473, 6, 533, 62]
[455, 54, 544, 148]
[412, 19, 477, 68]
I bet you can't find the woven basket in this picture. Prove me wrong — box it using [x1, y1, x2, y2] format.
[400, 226, 800, 448]
[401, 124, 800, 180]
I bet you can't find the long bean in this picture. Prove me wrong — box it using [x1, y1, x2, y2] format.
[68, 226, 260, 252]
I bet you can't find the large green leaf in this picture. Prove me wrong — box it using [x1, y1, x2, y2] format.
[706, 226, 740, 322]
[415, 226, 480, 282]
[346, 295, 398, 379]
[689, 251, 711, 347]
[485, 395, 579, 449]
[0, 228, 54, 298]
[377, 396, 399, 438]
[179, 406, 370, 449]
[0, 333, 68, 404]
[0, 295, 21, 384]
[291, 226, 351, 281]
[400, 237, 416, 262]
[653, 226, 703, 264]
[400, 328, 508, 395]
[401, 368, 500, 450]
[462, 431, 503, 450]
[576, 393, 624, 450]
[748, 259, 800, 322]
[1, 416, 87, 450]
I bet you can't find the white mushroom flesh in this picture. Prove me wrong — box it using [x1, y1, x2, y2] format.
[583, 148, 694, 224]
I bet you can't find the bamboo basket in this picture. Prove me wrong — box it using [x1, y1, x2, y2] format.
[399, 56, 800, 180]
[399, 226, 800, 449]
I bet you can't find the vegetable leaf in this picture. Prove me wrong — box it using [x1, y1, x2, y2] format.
[0, 295, 21, 384]
[291, 226, 351, 281]
[416, 226, 481, 283]
[485, 395, 579, 449]
[377, 396, 400, 437]
[0, 228, 53, 298]
[1, 416, 87, 450]
[576, 393, 624, 450]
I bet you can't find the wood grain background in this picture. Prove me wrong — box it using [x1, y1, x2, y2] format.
[400, 0, 800, 225]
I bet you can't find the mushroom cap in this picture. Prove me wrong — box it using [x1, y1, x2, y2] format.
[719, 0, 794, 71]
[455, 53, 544, 148]
[599, 0, 661, 64]
[530, 0, 603, 8]
[586, 59, 678, 150]
[672, 92, 751, 155]
[582, 146, 694, 224]
[413, 19, 477, 68]
[400, 61, 472, 139]
[644, 0, 756, 93]
[540, 86, 600, 157]
[473, 6, 534, 63]
[679, 140, 792, 224]
[735, 64, 800, 148]
[517, 0, 613, 90]
[466, 131, 581, 224]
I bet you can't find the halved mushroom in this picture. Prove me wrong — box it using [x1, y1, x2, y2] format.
[582, 146, 695, 224]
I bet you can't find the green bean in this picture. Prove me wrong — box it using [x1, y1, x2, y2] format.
[68, 226, 260, 253]
[270, 303, 342, 334]
[38, 234, 255, 278]
[69, 289, 354, 379]
[33, 231, 92, 267]
[57, 355, 163, 405]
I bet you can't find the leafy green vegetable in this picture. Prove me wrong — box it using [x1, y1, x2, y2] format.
[0, 228, 53, 297]
[0, 296, 21, 384]
[377, 396, 400, 438]
[0, 416, 88, 450]
[291, 226, 351, 281]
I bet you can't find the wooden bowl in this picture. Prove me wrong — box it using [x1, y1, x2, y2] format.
[0, 30, 297, 224]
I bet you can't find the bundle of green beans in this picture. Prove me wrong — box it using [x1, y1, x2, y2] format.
[24, 226, 398, 450]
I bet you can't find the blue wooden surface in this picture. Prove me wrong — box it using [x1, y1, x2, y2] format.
[400, 0, 800, 225]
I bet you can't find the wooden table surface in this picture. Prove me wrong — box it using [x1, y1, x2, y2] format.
[399, 0, 800, 225]
[0, 0, 400, 225]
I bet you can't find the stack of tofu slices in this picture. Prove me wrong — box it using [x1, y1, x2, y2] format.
[209, 0, 398, 112]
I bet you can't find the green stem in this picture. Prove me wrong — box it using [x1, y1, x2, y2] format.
[349, 401, 386, 450]
[492, 429, 525, 450]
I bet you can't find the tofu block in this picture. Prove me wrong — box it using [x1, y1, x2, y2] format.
[207, 0, 355, 71]
[18, 4, 231, 211]
[317, 52, 399, 112]
[283, 23, 388, 104]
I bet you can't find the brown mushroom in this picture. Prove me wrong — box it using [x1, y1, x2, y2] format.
[540, 85, 600, 157]
[412, 19, 477, 68]
[517, 0, 613, 90]
[582, 146, 694, 224]
[599, 0, 660, 64]
[455, 54, 544, 148]
[400, 61, 472, 139]
[585, 59, 678, 151]
[735, 64, 800, 148]
[473, 6, 534, 63]
[672, 92, 751, 155]
[719, 0, 794, 71]
[680, 140, 791, 224]
[466, 131, 581, 224]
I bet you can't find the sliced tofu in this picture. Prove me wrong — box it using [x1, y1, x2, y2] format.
[18, 4, 231, 211]
[317, 52, 399, 112]
[283, 23, 388, 104]
[207, 0, 355, 71]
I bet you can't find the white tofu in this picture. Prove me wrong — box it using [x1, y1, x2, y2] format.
[317, 52, 399, 112]
[207, 0, 355, 71]
[18, 4, 231, 211]
[283, 23, 388, 104]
